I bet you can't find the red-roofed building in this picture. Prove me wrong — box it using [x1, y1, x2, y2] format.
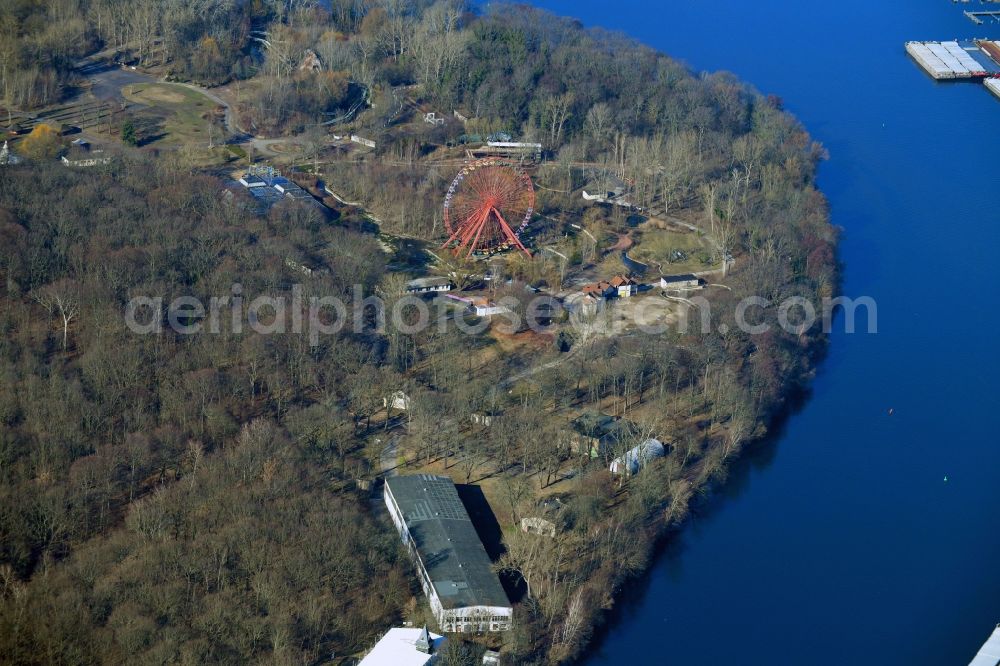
[609, 275, 639, 297]
[582, 281, 614, 300]
[583, 275, 638, 300]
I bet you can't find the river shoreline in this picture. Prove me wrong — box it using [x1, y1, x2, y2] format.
[573, 384, 816, 662]
[531, 1, 1000, 663]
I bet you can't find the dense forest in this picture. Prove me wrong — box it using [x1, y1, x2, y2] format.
[0, 1, 837, 664]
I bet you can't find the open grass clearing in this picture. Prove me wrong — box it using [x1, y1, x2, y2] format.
[122, 83, 225, 149]
[629, 226, 714, 274]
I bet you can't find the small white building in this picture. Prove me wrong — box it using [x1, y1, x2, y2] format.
[610, 275, 639, 298]
[359, 626, 446, 666]
[660, 274, 701, 291]
[471, 298, 509, 317]
[351, 134, 376, 149]
[520, 516, 557, 537]
[582, 189, 634, 208]
[406, 278, 454, 294]
[486, 141, 543, 151]
[610, 438, 667, 475]
[384, 391, 411, 411]
[482, 650, 501, 665]
[470, 412, 494, 427]
[239, 174, 267, 188]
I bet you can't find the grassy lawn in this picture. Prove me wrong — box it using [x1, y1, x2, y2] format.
[629, 227, 715, 274]
[122, 83, 226, 150]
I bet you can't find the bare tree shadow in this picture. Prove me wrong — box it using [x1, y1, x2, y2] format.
[456, 483, 527, 603]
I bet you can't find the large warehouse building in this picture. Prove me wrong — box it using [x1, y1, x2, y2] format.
[384, 474, 513, 633]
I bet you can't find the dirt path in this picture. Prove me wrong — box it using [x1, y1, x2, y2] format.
[609, 232, 634, 252]
[500, 345, 581, 388]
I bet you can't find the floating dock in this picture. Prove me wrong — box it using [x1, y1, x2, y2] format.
[986, 77, 1000, 100]
[906, 41, 991, 79]
[968, 624, 1000, 666]
[964, 10, 1000, 26]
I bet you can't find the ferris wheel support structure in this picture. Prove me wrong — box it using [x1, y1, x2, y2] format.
[442, 158, 534, 258]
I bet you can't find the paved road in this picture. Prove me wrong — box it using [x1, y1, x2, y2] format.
[80, 62, 156, 101]
[76, 56, 248, 142]
[379, 435, 400, 477]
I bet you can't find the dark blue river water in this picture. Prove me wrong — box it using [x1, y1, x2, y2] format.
[529, 1, 1000, 663]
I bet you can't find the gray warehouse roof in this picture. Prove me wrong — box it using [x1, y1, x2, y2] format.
[386, 475, 510, 610]
[661, 273, 699, 283]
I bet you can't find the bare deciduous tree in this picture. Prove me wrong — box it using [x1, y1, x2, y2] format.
[32, 279, 81, 351]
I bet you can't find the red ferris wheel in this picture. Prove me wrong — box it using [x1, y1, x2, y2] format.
[442, 158, 534, 257]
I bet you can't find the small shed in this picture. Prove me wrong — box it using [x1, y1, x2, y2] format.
[520, 498, 562, 537]
[482, 650, 501, 665]
[520, 516, 557, 538]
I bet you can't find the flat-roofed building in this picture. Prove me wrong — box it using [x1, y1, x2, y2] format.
[239, 174, 267, 188]
[470, 297, 509, 317]
[660, 273, 702, 290]
[406, 277, 455, 294]
[359, 626, 446, 666]
[384, 475, 512, 633]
